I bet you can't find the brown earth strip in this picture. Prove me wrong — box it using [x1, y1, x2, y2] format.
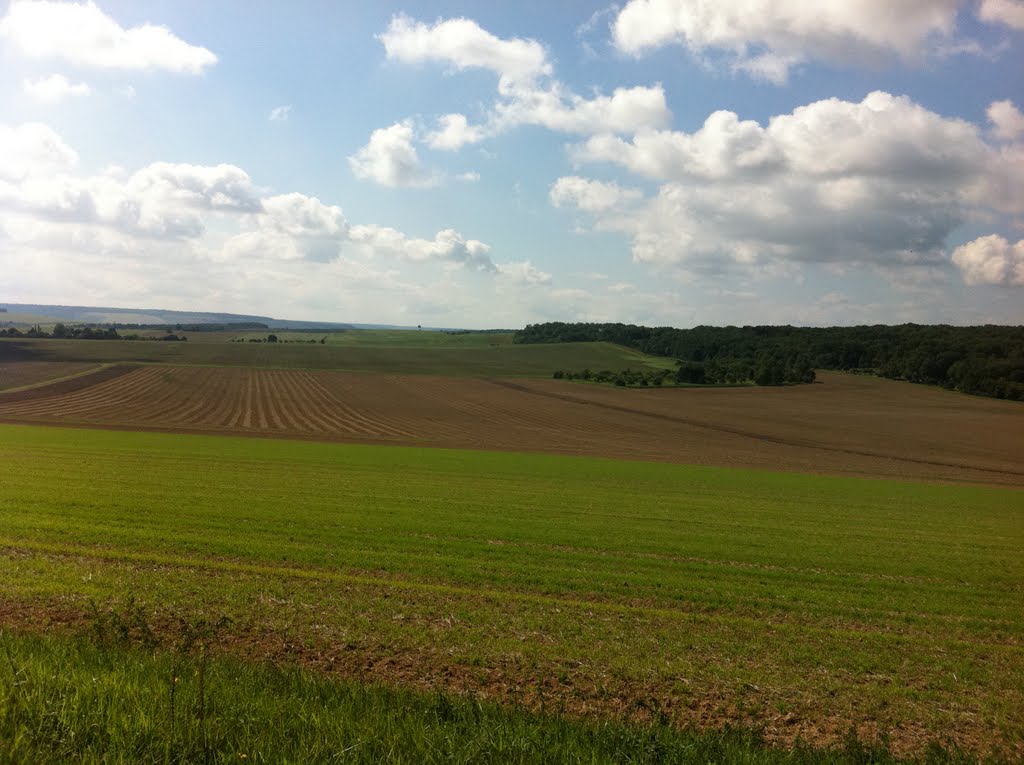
[0, 366, 1021, 486]
[0, 363, 137, 403]
[0, 361, 102, 392]
[485, 378, 1024, 481]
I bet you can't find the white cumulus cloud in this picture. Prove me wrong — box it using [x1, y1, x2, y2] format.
[612, 0, 966, 82]
[563, 92, 1024, 276]
[0, 122, 78, 181]
[497, 260, 552, 285]
[494, 81, 670, 135]
[349, 225, 496, 272]
[23, 73, 91, 103]
[0, 121, 564, 325]
[988, 99, 1024, 141]
[952, 235, 1024, 286]
[426, 113, 486, 151]
[0, 0, 216, 73]
[348, 121, 435, 188]
[978, 0, 1024, 29]
[550, 177, 642, 212]
[375, 14, 670, 153]
[223, 193, 350, 262]
[380, 14, 551, 86]
[269, 105, 291, 122]
[0, 126, 261, 240]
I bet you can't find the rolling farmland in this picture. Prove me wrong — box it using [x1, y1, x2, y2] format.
[0, 336, 669, 376]
[0, 364, 1020, 485]
[1, 332, 1022, 762]
[0, 425, 1021, 760]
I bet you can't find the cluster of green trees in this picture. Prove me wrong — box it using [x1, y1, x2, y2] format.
[517, 322, 1024, 399]
[0, 324, 121, 340]
[234, 335, 325, 344]
[553, 367, 673, 386]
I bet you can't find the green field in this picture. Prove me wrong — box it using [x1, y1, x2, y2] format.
[0, 337, 666, 377]
[124, 328, 516, 347]
[246, 328, 517, 348]
[1, 424, 1020, 760]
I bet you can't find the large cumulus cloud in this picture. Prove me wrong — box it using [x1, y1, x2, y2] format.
[559, 92, 1024, 276]
[611, 0, 1009, 83]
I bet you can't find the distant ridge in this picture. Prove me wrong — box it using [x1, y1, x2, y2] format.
[0, 303, 464, 332]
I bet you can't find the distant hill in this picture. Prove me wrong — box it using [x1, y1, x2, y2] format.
[0, 303, 463, 332]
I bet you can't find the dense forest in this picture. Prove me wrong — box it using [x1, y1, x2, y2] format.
[515, 323, 1024, 400]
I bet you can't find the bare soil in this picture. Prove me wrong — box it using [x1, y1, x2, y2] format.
[0, 361, 103, 392]
[0, 366, 1021, 486]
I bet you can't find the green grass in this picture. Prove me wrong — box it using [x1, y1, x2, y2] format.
[2, 632, 984, 765]
[0, 423, 1021, 758]
[0, 337, 663, 377]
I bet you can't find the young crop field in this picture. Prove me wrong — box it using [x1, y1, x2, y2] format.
[0, 366, 1021, 486]
[0, 424, 1021, 760]
[113, 328, 517, 347]
[247, 328, 517, 347]
[0, 342, 1021, 761]
[0, 337, 661, 377]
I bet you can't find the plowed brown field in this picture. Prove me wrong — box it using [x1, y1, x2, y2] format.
[0, 361, 101, 391]
[1, 365, 1021, 486]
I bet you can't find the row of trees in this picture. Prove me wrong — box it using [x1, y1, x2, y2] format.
[553, 368, 673, 386]
[233, 335, 326, 344]
[0, 324, 121, 340]
[555, 355, 815, 388]
[516, 322, 1024, 399]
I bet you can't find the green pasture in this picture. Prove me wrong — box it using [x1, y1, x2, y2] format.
[0, 424, 1021, 759]
[0, 337, 662, 377]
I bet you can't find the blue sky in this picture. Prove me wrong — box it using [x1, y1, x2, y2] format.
[1, 1, 1022, 327]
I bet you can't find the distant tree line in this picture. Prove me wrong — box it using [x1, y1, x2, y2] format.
[516, 322, 1024, 399]
[148, 333, 188, 342]
[0, 324, 191, 341]
[0, 323, 121, 340]
[233, 335, 326, 344]
[553, 368, 673, 387]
